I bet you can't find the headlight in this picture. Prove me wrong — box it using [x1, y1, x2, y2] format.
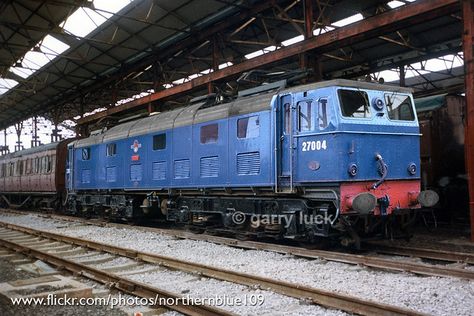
[407, 163, 417, 175]
[372, 97, 384, 110]
[348, 163, 358, 177]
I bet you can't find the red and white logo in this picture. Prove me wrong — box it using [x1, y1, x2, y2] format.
[131, 140, 141, 153]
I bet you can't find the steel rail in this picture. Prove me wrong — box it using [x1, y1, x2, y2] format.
[0, 235, 233, 316]
[0, 220, 425, 316]
[364, 243, 474, 264]
[2, 209, 474, 280]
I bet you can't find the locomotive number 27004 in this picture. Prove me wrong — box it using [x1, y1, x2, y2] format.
[301, 140, 327, 152]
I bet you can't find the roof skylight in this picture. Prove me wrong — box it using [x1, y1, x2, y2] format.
[61, 8, 108, 37]
[331, 14, 363, 27]
[61, 0, 133, 38]
[9, 35, 70, 79]
[282, 35, 304, 46]
[0, 78, 19, 95]
[245, 46, 277, 59]
[41, 35, 70, 55]
[7, 0, 133, 82]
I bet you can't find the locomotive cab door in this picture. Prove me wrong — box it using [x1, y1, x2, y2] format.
[276, 94, 295, 192]
[66, 144, 74, 192]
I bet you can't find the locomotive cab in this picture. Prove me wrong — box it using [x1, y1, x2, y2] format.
[276, 80, 438, 244]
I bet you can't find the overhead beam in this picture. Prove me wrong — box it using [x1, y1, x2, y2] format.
[21, 1, 278, 126]
[462, 0, 474, 242]
[77, 0, 459, 126]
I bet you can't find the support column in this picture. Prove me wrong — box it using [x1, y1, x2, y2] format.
[299, 0, 322, 82]
[0, 130, 9, 155]
[462, 0, 474, 242]
[31, 116, 41, 147]
[399, 66, 406, 87]
[77, 97, 87, 137]
[299, 0, 314, 70]
[50, 124, 62, 143]
[14, 122, 23, 152]
[208, 37, 220, 94]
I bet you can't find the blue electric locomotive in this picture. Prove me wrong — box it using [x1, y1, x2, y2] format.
[66, 79, 438, 246]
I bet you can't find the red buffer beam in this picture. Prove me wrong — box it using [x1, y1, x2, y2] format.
[77, 0, 459, 126]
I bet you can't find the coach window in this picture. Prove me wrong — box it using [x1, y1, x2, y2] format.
[384, 93, 415, 121]
[153, 134, 166, 150]
[200, 123, 218, 144]
[106, 143, 117, 157]
[237, 116, 260, 139]
[39, 157, 44, 173]
[25, 159, 31, 174]
[82, 147, 90, 160]
[34, 157, 39, 174]
[338, 89, 371, 118]
[46, 156, 52, 173]
[51, 155, 56, 172]
[40, 157, 45, 174]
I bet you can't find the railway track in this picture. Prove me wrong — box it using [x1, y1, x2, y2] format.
[364, 243, 474, 265]
[2, 209, 474, 281]
[0, 219, 426, 316]
[0, 227, 230, 316]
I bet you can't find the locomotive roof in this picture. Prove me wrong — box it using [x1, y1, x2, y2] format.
[280, 79, 413, 94]
[0, 142, 59, 160]
[75, 92, 275, 147]
[74, 79, 412, 148]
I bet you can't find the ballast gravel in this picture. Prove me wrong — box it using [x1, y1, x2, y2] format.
[127, 269, 346, 315]
[0, 212, 473, 316]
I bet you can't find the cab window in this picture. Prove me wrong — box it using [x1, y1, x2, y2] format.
[297, 99, 330, 132]
[318, 98, 329, 129]
[338, 89, 371, 118]
[297, 100, 315, 132]
[384, 93, 415, 121]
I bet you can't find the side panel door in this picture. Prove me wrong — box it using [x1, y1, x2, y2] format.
[276, 94, 295, 191]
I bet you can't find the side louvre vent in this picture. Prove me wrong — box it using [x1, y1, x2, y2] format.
[152, 161, 166, 180]
[106, 167, 117, 182]
[174, 159, 190, 179]
[200, 156, 219, 178]
[82, 169, 91, 183]
[237, 152, 260, 175]
[130, 164, 142, 181]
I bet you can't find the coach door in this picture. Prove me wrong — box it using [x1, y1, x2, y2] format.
[276, 94, 295, 192]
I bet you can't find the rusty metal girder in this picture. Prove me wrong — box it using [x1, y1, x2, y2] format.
[462, 0, 474, 242]
[77, 0, 459, 126]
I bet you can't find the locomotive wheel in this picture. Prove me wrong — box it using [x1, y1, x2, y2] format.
[185, 225, 205, 234]
[235, 231, 254, 241]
